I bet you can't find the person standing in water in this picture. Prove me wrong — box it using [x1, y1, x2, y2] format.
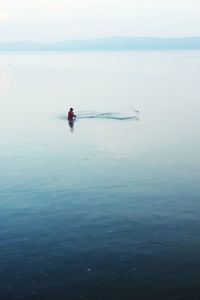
[68, 108, 76, 120]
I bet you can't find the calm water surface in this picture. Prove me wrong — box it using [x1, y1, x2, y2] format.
[0, 51, 200, 299]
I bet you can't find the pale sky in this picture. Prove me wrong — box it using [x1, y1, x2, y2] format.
[0, 0, 199, 42]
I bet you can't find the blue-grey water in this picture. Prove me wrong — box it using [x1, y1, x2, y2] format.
[0, 51, 200, 300]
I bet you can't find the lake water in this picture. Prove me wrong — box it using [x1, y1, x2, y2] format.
[0, 51, 200, 300]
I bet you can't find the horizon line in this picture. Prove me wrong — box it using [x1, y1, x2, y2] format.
[1, 36, 200, 44]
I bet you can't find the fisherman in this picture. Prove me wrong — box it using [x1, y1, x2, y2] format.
[68, 108, 76, 120]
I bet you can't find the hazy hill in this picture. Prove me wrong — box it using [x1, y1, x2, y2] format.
[0, 37, 200, 51]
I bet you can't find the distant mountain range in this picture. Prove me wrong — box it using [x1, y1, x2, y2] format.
[0, 37, 200, 51]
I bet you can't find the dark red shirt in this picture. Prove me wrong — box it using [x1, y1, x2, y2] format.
[68, 111, 74, 120]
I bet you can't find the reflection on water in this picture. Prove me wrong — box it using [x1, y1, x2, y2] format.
[68, 119, 75, 131]
[0, 51, 200, 300]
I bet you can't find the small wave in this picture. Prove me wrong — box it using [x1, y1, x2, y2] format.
[57, 111, 139, 121]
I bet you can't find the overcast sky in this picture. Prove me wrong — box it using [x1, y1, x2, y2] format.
[0, 0, 199, 42]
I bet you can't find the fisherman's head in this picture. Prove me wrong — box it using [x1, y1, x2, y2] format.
[70, 108, 73, 111]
